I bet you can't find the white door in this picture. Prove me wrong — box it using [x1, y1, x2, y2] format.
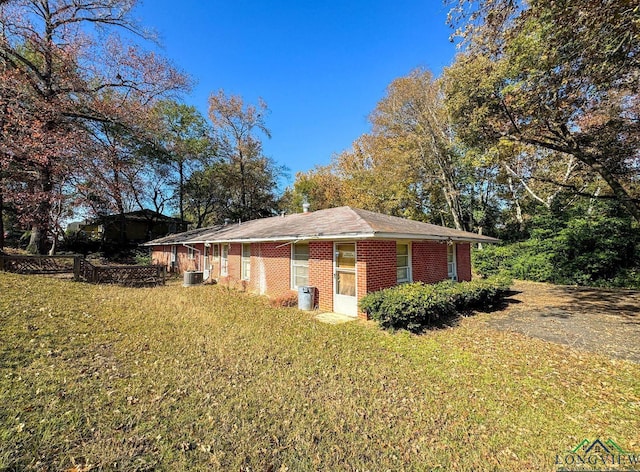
[334, 242, 357, 316]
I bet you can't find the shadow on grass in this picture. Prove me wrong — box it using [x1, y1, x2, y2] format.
[422, 290, 524, 332]
[552, 285, 640, 318]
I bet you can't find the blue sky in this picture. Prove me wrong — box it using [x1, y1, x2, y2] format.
[136, 0, 457, 186]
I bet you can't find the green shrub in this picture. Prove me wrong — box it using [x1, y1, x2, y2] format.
[134, 250, 152, 266]
[360, 276, 512, 333]
[478, 202, 640, 289]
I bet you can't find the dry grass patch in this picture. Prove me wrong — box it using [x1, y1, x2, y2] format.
[1, 273, 639, 471]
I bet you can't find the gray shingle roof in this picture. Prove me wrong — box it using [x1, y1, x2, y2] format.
[141, 225, 223, 246]
[147, 207, 498, 245]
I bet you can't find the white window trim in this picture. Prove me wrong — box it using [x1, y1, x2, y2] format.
[187, 246, 196, 260]
[447, 243, 457, 281]
[396, 242, 412, 284]
[291, 242, 310, 289]
[221, 244, 229, 276]
[241, 243, 251, 280]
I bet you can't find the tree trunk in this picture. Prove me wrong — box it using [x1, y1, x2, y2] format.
[26, 226, 43, 254]
[507, 176, 525, 232]
[48, 234, 57, 256]
[239, 153, 247, 219]
[117, 208, 127, 249]
[26, 166, 53, 254]
[178, 159, 185, 222]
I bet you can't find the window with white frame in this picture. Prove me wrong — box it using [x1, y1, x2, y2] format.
[213, 244, 219, 260]
[241, 243, 251, 280]
[221, 244, 229, 276]
[447, 243, 457, 280]
[171, 245, 177, 264]
[291, 243, 309, 289]
[397, 243, 410, 283]
[187, 246, 196, 260]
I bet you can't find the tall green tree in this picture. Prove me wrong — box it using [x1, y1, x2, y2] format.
[151, 100, 213, 222]
[445, 0, 640, 222]
[208, 90, 285, 221]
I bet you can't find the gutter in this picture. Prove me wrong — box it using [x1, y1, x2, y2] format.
[187, 232, 498, 245]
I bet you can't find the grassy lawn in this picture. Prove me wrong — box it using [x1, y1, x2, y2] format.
[1, 273, 639, 471]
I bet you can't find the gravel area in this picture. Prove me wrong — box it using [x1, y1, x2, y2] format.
[487, 280, 640, 363]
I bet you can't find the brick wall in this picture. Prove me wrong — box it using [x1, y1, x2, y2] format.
[456, 243, 472, 281]
[356, 240, 398, 319]
[219, 243, 243, 289]
[357, 240, 397, 294]
[250, 242, 293, 297]
[412, 241, 449, 283]
[152, 238, 474, 314]
[151, 244, 198, 274]
[309, 241, 333, 312]
[151, 246, 170, 270]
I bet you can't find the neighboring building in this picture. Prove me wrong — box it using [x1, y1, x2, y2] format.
[144, 206, 498, 318]
[73, 210, 190, 245]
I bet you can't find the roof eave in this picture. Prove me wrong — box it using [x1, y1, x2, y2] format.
[371, 232, 500, 243]
[193, 232, 377, 244]
[146, 231, 498, 246]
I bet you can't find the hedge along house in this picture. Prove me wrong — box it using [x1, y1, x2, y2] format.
[145, 206, 499, 318]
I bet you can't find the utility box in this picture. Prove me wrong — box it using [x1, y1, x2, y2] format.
[298, 286, 316, 311]
[183, 271, 204, 286]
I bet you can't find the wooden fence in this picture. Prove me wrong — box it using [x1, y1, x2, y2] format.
[0, 254, 165, 286]
[78, 259, 165, 286]
[0, 254, 82, 279]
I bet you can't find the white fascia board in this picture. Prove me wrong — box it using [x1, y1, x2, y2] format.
[189, 232, 377, 245]
[370, 232, 499, 243]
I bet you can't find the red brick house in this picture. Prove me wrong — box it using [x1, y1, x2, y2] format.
[144, 206, 498, 318]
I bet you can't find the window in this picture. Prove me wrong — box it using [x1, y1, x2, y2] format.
[447, 243, 457, 280]
[291, 243, 309, 289]
[241, 243, 251, 280]
[221, 244, 229, 276]
[187, 246, 196, 260]
[397, 243, 411, 283]
[170, 245, 177, 264]
[213, 244, 220, 260]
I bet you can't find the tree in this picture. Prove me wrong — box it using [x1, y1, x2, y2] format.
[208, 90, 285, 221]
[182, 164, 228, 228]
[0, 0, 188, 252]
[281, 165, 345, 214]
[445, 0, 640, 222]
[151, 100, 213, 222]
[368, 68, 472, 229]
[330, 133, 427, 219]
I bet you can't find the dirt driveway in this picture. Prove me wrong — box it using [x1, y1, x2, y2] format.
[487, 280, 640, 363]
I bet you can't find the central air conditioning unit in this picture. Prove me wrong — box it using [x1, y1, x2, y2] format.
[183, 271, 204, 286]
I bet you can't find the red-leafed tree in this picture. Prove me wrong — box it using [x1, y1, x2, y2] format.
[0, 0, 188, 252]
